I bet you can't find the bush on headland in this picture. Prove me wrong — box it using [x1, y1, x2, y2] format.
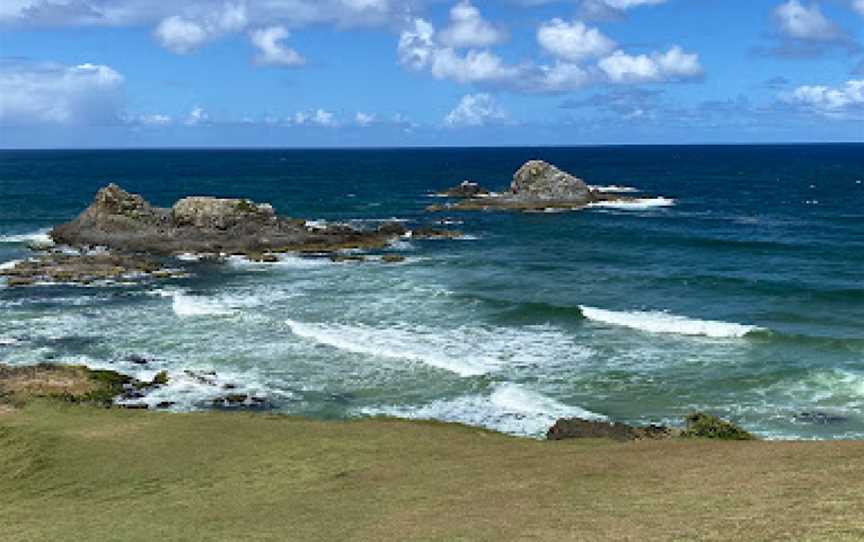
[681, 412, 755, 441]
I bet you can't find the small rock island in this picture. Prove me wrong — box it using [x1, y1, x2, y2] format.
[430, 160, 636, 212]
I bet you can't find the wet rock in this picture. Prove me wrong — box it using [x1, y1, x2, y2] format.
[247, 252, 280, 263]
[0, 253, 183, 286]
[547, 418, 676, 442]
[381, 255, 406, 264]
[126, 355, 151, 366]
[411, 227, 464, 240]
[156, 401, 176, 409]
[440, 180, 490, 198]
[796, 412, 848, 425]
[376, 222, 409, 236]
[330, 254, 366, 263]
[212, 394, 269, 409]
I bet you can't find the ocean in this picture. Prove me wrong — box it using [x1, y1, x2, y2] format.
[1, 145, 862, 439]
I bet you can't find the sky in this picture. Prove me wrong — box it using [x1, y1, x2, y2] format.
[0, 0, 862, 148]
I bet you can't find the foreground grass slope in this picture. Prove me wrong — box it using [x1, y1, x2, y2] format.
[2, 401, 864, 541]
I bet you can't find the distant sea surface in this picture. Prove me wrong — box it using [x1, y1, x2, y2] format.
[1, 145, 862, 439]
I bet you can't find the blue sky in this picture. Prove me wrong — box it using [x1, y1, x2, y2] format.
[0, 0, 862, 147]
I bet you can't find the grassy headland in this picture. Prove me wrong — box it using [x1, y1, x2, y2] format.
[1, 368, 863, 541]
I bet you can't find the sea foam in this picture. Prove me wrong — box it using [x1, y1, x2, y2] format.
[360, 383, 605, 437]
[0, 229, 54, 247]
[285, 320, 592, 378]
[580, 306, 761, 338]
[589, 185, 640, 193]
[172, 293, 236, 317]
[589, 197, 676, 210]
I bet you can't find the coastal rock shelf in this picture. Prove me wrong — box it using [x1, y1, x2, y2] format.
[429, 160, 644, 212]
[50, 183, 407, 256]
[0, 253, 186, 287]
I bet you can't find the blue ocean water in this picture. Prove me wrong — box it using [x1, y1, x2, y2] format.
[1, 145, 862, 439]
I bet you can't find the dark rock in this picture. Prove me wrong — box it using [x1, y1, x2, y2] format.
[0, 253, 184, 286]
[120, 403, 149, 410]
[156, 401, 176, 409]
[376, 222, 408, 236]
[381, 255, 406, 264]
[547, 418, 676, 442]
[441, 180, 490, 198]
[50, 184, 399, 256]
[796, 412, 848, 425]
[212, 394, 269, 409]
[126, 355, 151, 365]
[412, 227, 464, 240]
[330, 254, 366, 263]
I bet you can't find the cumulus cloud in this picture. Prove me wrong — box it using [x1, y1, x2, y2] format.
[250, 26, 304, 67]
[153, 2, 247, 54]
[290, 109, 338, 127]
[355, 112, 376, 126]
[598, 47, 703, 83]
[537, 19, 616, 61]
[138, 113, 173, 125]
[438, 1, 505, 48]
[444, 93, 507, 127]
[772, 0, 842, 41]
[783, 79, 864, 116]
[0, 60, 124, 125]
[184, 106, 210, 125]
[398, 17, 519, 84]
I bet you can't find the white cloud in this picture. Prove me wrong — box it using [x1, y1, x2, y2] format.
[530, 61, 592, 92]
[184, 106, 210, 125]
[290, 109, 338, 127]
[784, 79, 864, 115]
[398, 17, 519, 84]
[444, 93, 507, 127]
[439, 1, 505, 48]
[537, 19, 616, 61]
[138, 113, 173, 125]
[772, 0, 842, 41]
[0, 61, 124, 125]
[599, 46, 702, 83]
[250, 26, 304, 67]
[355, 112, 376, 126]
[603, 0, 666, 8]
[854, 0, 864, 15]
[153, 2, 247, 54]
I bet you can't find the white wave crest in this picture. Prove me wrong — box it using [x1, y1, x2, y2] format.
[360, 383, 605, 437]
[590, 185, 640, 193]
[580, 306, 761, 338]
[0, 259, 22, 271]
[589, 197, 676, 210]
[172, 293, 236, 317]
[285, 320, 592, 377]
[0, 337, 19, 346]
[0, 229, 54, 248]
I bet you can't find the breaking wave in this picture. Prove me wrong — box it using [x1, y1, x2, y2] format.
[580, 306, 762, 338]
[589, 197, 676, 210]
[360, 383, 605, 438]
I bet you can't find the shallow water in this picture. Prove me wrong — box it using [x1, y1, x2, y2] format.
[1, 146, 862, 438]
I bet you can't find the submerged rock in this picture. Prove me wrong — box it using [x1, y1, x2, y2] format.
[429, 160, 636, 213]
[796, 411, 849, 425]
[50, 184, 406, 256]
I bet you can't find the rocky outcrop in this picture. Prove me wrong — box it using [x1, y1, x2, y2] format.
[547, 412, 755, 442]
[547, 418, 677, 442]
[440, 181, 490, 198]
[50, 184, 404, 256]
[429, 160, 634, 212]
[511, 161, 593, 202]
[0, 253, 185, 286]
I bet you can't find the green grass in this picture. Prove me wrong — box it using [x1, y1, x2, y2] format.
[2, 401, 864, 541]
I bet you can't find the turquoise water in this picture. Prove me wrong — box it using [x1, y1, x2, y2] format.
[1, 146, 862, 438]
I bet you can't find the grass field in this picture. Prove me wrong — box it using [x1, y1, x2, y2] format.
[2, 401, 864, 541]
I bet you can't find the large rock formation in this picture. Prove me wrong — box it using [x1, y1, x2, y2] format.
[428, 160, 631, 212]
[511, 160, 593, 202]
[50, 184, 401, 255]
